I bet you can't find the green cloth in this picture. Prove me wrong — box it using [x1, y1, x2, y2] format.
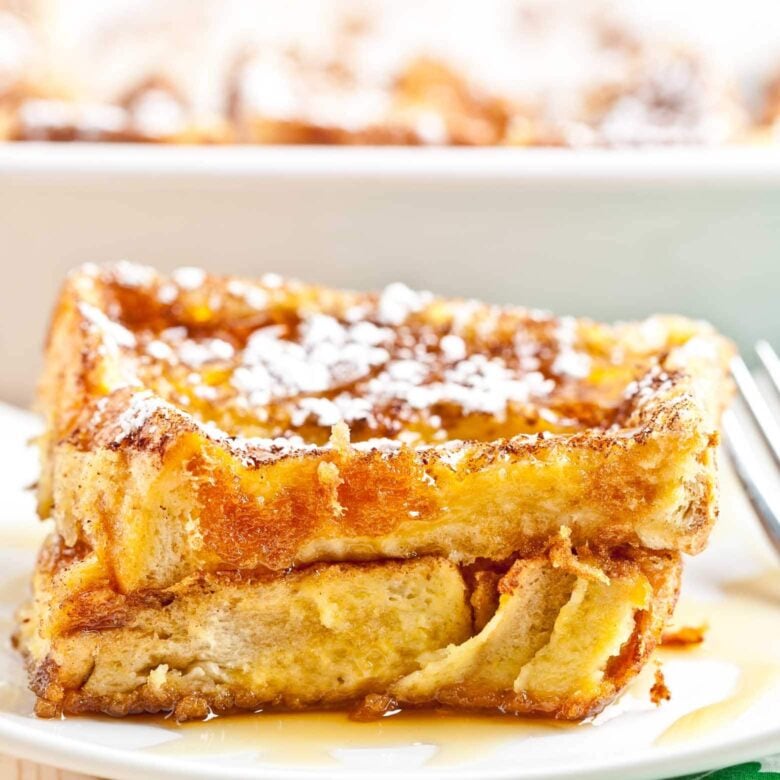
[677, 755, 780, 778]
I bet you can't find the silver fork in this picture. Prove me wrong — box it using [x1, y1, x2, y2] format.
[723, 340, 780, 555]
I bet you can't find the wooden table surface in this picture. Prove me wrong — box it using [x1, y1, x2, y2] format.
[0, 755, 94, 779]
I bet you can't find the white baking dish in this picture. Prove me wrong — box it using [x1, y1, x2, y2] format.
[2, 143, 779, 404]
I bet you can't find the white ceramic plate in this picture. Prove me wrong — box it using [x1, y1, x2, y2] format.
[0, 401, 778, 780]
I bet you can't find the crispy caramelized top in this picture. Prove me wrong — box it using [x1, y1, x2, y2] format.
[35, 263, 732, 580]
[45, 261, 728, 455]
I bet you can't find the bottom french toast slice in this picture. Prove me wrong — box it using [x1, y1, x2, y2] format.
[17, 534, 680, 721]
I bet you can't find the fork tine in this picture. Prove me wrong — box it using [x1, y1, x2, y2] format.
[756, 340, 780, 397]
[723, 410, 780, 556]
[730, 354, 780, 468]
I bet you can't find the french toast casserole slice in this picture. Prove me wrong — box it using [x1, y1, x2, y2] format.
[19, 261, 732, 720]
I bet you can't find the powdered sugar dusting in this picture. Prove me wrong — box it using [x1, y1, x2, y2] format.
[552, 349, 591, 379]
[378, 283, 433, 326]
[440, 334, 467, 362]
[111, 260, 156, 289]
[146, 339, 174, 360]
[226, 279, 270, 310]
[178, 338, 235, 368]
[363, 353, 553, 419]
[105, 385, 543, 465]
[261, 273, 284, 289]
[232, 315, 393, 407]
[107, 389, 323, 462]
[670, 335, 718, 362]
[227, 434, 321, 465]
[291, 397, 343, 427]
[79, 303, 137, 348]
[172, 266, 207, 291]
[157, 283, 178, 304]
[352, 438, 404, 453]
[622, 368, 676, 406]
[143, 331, 234, 368]
[437, 442, 468, 470]
[113, 391, 168, 444]
[551, 316, 591, 379]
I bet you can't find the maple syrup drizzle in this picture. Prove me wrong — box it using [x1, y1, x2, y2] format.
[146, 709, 574, 766]
[656, 568, 780, 745]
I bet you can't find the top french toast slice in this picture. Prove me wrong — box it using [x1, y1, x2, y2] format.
[38, 262, 732, 592]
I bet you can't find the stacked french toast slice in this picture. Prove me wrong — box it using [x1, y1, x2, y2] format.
[17, 262, 732, 721]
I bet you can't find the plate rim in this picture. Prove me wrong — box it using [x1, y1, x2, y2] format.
[0, 709, 777, 780]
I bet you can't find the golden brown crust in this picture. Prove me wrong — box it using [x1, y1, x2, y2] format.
[36, 263, 732, 590]
[661, 624, 707, 647]
[650, 667, 672, 704]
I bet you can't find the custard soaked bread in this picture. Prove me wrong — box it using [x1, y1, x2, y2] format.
[37, 263, 731, 592]
[18, 534, 680, 720]
[21, 261, 729, 721]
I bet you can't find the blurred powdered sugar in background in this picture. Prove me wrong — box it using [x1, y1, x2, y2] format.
[5, 0, 779, 140]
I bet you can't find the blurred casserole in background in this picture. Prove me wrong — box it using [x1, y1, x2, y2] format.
[2, 0, 780, 147]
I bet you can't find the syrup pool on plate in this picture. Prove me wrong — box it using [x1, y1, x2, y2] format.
[147, 709, 575, 767]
